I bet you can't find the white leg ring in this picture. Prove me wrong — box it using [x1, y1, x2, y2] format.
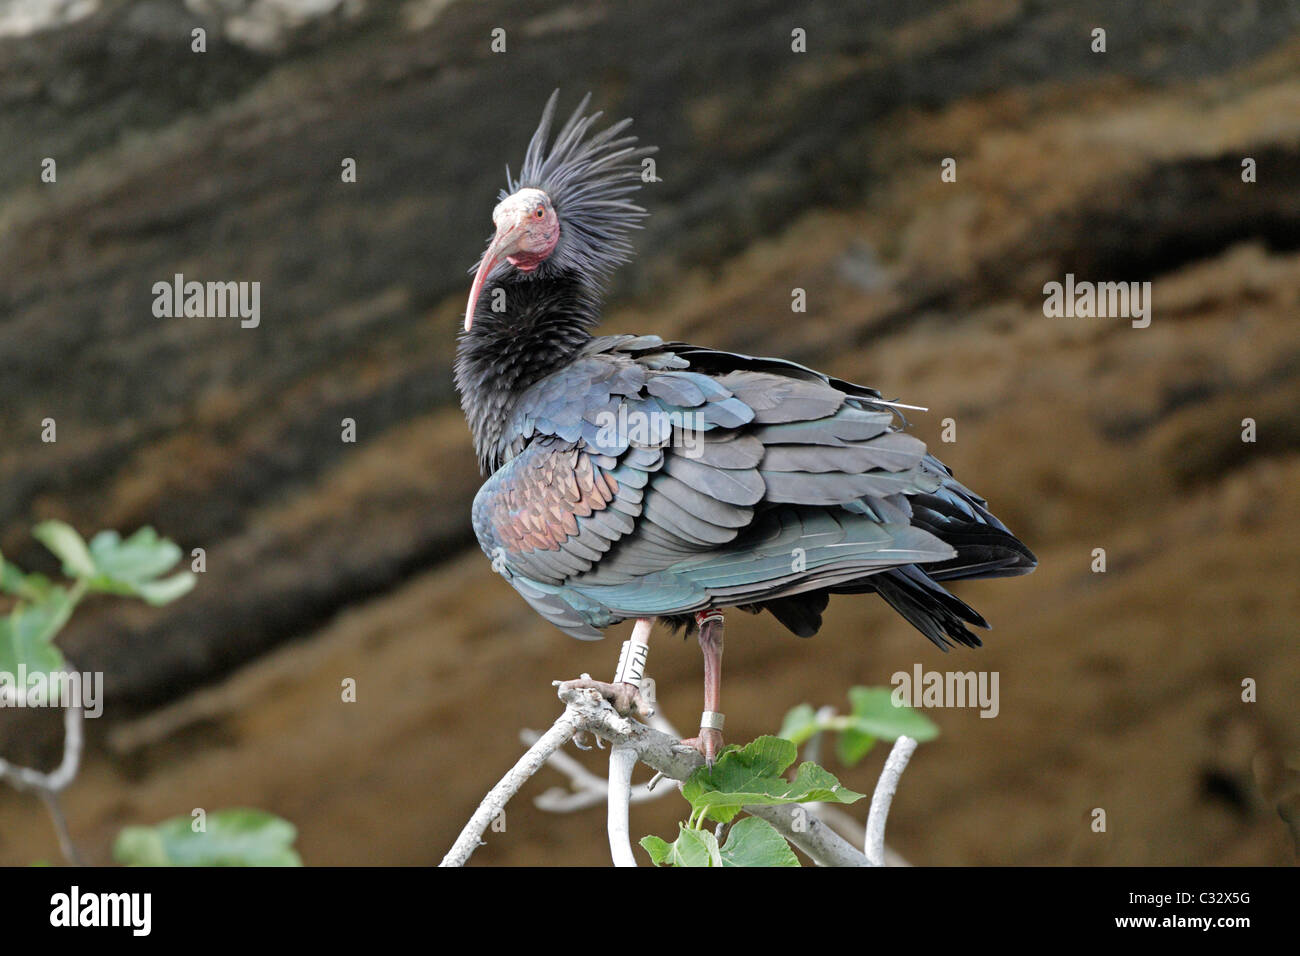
[700, 710, 725, 732]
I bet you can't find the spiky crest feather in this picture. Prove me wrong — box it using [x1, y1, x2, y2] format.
[469, 90, 657, 285]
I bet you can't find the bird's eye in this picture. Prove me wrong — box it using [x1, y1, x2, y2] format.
[534, 207, 545, 218]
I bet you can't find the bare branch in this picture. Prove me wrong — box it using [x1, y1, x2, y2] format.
[521, 728, 673, 812]
[0, 689, 85, 866]
[606, 746, 638, 866]
[547, 687, 872, 866]
[745, 803, 870, 867]
[810, 803, 911, 866]
[0, 695, 83, 793]
[865, 735, 918, 866]
[445, 685, 922, 868]
[552, 685, 706, 781]
[439, 704, 580, 867]
[39, 791, 83, 865]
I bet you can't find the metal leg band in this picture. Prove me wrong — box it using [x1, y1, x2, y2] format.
[700, 710, 725, 732]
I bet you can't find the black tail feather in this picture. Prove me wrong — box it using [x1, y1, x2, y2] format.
[762, 592, 829, 638]
[830, 564, 988, 649]
[759, 498, 1036, 644]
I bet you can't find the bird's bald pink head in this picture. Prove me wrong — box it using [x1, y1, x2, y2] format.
[464, 188, 561, 331]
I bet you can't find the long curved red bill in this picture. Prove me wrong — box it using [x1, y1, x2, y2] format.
[465, 224, 524, 332]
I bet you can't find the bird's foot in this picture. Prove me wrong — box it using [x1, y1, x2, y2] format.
[556, 676, 655, 720]
[679, 726, 725, 769]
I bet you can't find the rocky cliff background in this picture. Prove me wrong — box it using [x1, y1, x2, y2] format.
[1, 0, 1297, 865]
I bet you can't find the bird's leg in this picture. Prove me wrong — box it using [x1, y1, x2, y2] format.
[558, 618, 655, 721]
[679, 610, 725, 767]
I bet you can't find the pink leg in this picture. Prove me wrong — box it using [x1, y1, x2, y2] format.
[558, 617, 655, 719]
[680, 611, 725, 767]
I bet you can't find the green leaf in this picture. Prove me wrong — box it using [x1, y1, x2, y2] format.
[776, 703, 819, 747]
[32, 521, 96, 579]
[836, 726, 877, 766]
[83, 528, 196, 605]
[639, 823, 721, 867]
[89, 528, 181, 581]
[133, 572, 197, 606]
[14, 573, 55, 603]
[682, 736, 792, 822]
[0, 551, 20, 594]
[12, 587, 75, 646]
[0, 588, 72, 693]
[0, 553, 55, 604]
[845, 687, 939, 743]
[683, 736, 865, 824]
[719, 817, 800, 867]
[639, 834, 673, 865]
[642, 815, 803, 867]
[113, 809, 302, 867]
[0, 624, 65, 695]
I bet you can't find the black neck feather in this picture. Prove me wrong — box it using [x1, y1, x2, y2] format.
[455, 269, 600, 473]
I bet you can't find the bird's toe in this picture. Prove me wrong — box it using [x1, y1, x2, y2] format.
[680, 728, 725, 768]
[557, 677, 654, 720]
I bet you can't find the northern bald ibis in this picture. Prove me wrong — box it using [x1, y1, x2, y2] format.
[455, 93, 1036, 763]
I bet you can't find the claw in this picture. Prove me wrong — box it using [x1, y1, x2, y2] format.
[557, 677, 655, 720]
[679, 727, 725, 768]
